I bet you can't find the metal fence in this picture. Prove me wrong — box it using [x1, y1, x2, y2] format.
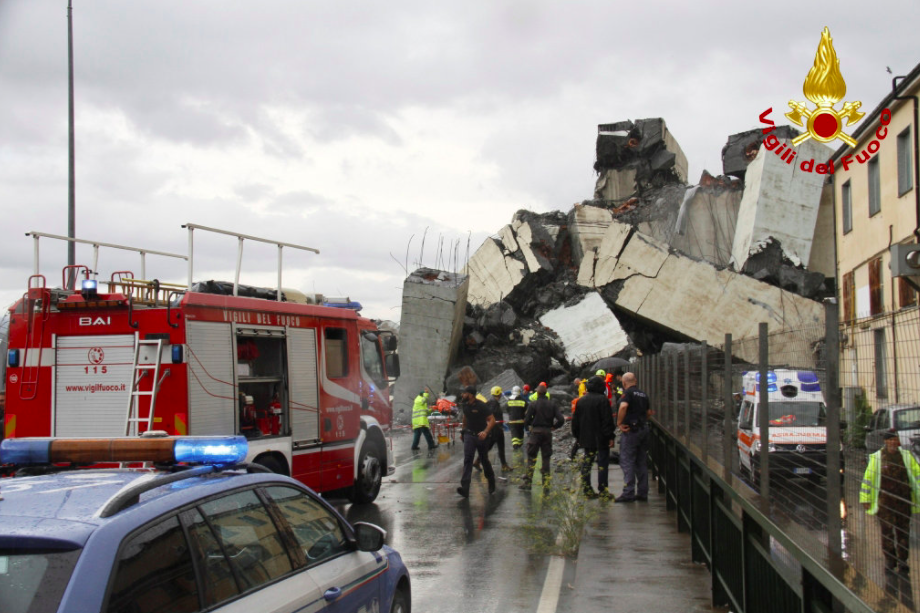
[635, 300, 920, 613]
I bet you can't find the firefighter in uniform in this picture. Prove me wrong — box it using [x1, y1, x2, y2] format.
[520, 383, 564, 491]
[457, 385, 496, 497]
[506, 385, 529, 450]
[861, 431, 920, 578]
[410, 389, 438, 451]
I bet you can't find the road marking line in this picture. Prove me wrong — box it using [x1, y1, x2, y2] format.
[536, 554, 565, 613]
[537, 527, 567, 613]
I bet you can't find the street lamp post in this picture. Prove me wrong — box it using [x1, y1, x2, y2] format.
[67, 0, 76, 271]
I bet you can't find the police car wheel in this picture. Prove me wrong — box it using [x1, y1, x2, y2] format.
[390, 587, 410, 613]
[352, 444, 383, 504]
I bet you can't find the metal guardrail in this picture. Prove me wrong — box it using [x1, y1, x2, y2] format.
[635, 299, 917, 613]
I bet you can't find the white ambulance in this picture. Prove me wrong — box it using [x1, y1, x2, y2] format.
[737, 369, 827, 483]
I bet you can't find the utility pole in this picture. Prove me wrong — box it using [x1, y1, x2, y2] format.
[67, 0, 76, 273]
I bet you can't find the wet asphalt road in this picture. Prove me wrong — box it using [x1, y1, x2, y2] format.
[331, 429, 557, 613]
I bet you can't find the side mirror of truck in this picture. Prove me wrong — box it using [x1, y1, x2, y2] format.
[385, 353, 400, 379]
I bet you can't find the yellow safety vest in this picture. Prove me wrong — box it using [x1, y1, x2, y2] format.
[412, 393, 432, 429]
[860, 448, 920, 515]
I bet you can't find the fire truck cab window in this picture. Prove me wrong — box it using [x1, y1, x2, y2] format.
[361, 334, 386, 388]
[324, 328, 348, 378]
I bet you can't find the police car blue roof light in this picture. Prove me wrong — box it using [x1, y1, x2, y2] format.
[174, 436, 248, 465]
[0, 436, 248, 466]
[754, 371, 777, 383]
[0, 438, 54, 465]
[797, 371, 819, 383]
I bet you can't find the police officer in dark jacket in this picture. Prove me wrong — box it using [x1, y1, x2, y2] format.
[457, 385, 496, 498]
[615, 372, 651, 502]
[520, 383, 565, 490]
[572, 376, 615, 498]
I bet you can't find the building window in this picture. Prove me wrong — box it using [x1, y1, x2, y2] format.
[842, 271, 856, 322]
[900, 277, 918, 308]
[868, 156, 881, 216]
[898, 127, 913, 196]
[868, 257, 883, 316]
[842, 180, 852, 234]
[874, 328, 888, 399]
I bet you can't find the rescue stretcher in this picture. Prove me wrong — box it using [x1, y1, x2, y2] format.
[429, 398, 461, 446]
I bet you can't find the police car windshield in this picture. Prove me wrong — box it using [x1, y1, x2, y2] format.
[894, 407, 920, 430]
[767, 402, 826, 427]
[0, 549, 81, 613]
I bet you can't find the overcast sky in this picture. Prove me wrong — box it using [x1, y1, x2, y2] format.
[1, 1, 918, 321]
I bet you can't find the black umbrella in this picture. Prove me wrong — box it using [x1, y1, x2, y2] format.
[592, 357, 630, 373]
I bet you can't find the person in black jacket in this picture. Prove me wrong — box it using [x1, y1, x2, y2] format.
[457, 385, 496, 498]
[475, 386, 511, 472]
[572, 376, 615, 498]
[520, 382, 565, 491]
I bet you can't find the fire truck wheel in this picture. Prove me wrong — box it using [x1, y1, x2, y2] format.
[254, 455, 287, 476]
[351, 443, 383, 504]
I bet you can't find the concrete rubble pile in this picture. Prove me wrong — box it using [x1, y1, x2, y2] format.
[395, 117, 837, 420]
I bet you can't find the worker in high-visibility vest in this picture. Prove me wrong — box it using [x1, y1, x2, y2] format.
[860, 431, 920, 576]
[410, 389, 438, 451]
[506, 385, 529, 450]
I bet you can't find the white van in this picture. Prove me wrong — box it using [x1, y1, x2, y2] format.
[737, 369, 828, 483]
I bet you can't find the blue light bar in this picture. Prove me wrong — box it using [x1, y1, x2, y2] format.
[174, 436, 248, 465]
[8, 349, 20, 368]
[755, 371, 777, 383]
[171, 345, 184, 364]
[754, 383, 779, 393]
[801, 383, 822, 392]
[797, 371, 819, 383]
[0, 439, 53, 465]
[81, 279, 98, 292]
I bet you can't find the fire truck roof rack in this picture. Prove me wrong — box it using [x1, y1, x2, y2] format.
[182, 224, 319, 302]
[26, 231, 188, 291]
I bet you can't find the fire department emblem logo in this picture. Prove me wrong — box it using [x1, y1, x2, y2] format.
[785, 27, 864, 147]
[796, 444, 807, 453]
[337, 415, 345, 431]
[88, 347, 105, 365]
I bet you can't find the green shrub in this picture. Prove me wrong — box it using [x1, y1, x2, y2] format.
[520, 455, 599, 558]
[845, 391, 872, 449]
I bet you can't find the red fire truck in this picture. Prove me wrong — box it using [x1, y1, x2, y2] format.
[3, 225, 400, 503]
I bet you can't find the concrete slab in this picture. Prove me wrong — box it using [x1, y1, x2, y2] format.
[568, 204, 614, 266]
[538, 292, 631, 366]
[498, 224, 519, 253]
[394, 268, 469, 416]
[465, 238, 526, 306]
[610, 235, 825, 364]
[808, 183, 836, 278]
[730, 137, 833, 271]
[515, 221, 554, 273]
[594, 167, 638, 201]
[588, 220, 634, 288]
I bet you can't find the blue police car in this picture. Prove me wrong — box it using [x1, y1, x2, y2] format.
[0, 436, 410, 613]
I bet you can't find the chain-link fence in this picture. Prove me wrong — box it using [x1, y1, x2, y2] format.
[636, 302, 920, 611]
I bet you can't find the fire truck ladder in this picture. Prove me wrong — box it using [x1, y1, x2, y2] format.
[19, 276, 51, 401]
[124, 338, 165, 436]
